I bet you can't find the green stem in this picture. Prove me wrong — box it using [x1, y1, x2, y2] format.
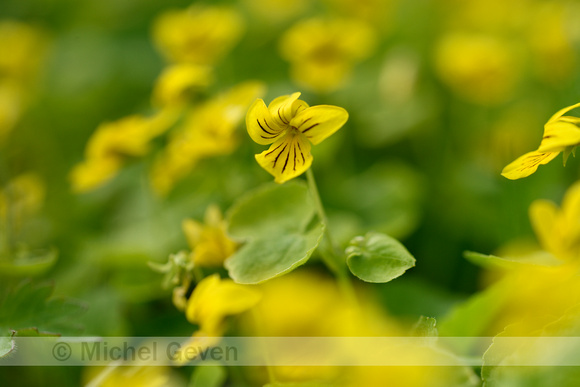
[306, 169, 357, 306]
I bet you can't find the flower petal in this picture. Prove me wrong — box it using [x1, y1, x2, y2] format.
[538, 121, 580, 153]
[267, 92, 308, 126]
[501, 150, 559, 180]
[246, 98, 287, 144]
[255, 131, 313, 184]
[547, 102, 580, 124]
[290, 105, 348, 145]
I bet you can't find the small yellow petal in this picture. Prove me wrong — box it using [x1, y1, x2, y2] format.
[501, 150, 559, 180]
[255, 131, 313, 184]
[246, 99, 286, 145]
[546, 102, 580, 124]
[290, 105, 349, 145]
[267, 92, 308, 127]
[538, 121, 580, 153]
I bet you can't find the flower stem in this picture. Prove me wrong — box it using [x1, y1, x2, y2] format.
[306, 169, 357, 305]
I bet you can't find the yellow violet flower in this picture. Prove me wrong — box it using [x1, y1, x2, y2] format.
[502, 102, 580, 180]
[185, 273, 261, 336]
[150, 81, 264, 195]
[529, 180, 580, 262]
[434, 33, 519, 105]
[152, 5, 244, 66]
[151, 64, 213, 108]
[247, 92, 348, 183]
[71, 112, 175, 193]
[280, 18, 376, 92]
[182, 205, 237, 268]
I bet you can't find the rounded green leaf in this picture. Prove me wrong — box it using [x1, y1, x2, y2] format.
[345, 232, 415, 283]
[225, 182, 324, 284]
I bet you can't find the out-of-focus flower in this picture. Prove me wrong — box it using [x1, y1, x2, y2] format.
[151, 64, 213, 108]
[152, 6, 244, 66]
[241, 269, 476, 386]
[0, 21, 48, 82]
[279, 18, 376, 93]
[502, 102, 580, 180]
[247, 92, 348, 183]
[527, 3, 576, 84]
[0, 174, 45, 240]
[173, 273, 260, 364]
[0, 81, 24, 141]
[529, 181, 580, 262]
[0, 21, 49, 142]
[83, 365, 175, 387]
[150, 81, 264, 195]
[434, 33, 520, 105]
[186, 273, 261, 335]
[71, 111, 176, 193]
[183, 205, 237, 268]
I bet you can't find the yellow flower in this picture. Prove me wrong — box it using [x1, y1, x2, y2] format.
[151, 64, 213, 108]
[71, 112, 175, 193]
[150, 81, 264, 195]
[0, 80, 24, 142]
[529, 180, 580, 262]
[185, 273, 261, 336]
[152, 5, 244, 66]
[502, 102, 580, 180]
[246, 92, 348, 183]
[183, 205, 237, 268]
[434, 33, 520, 105]
[0, 21, 48, 81]
[279, 18, 376, 92]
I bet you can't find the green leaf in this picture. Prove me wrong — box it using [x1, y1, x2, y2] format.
[0, 247, 58, 277]
[345, 232, 415, 283]
[464, 250, 561, 270]
[190, 365, 226, 387]
[0, 281, 86, 337]
[227, 181, 317, 239]
[225, 182, 324, 284]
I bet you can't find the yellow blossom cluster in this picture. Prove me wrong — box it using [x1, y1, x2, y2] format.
[71, 5, 263, 195]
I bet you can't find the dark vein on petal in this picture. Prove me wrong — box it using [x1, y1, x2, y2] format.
[297, 141, 305, 163]
[265, 141, 284, 156]
[293, 142, 297, 171]
[282, 144, 290, 173]
[258, 119, 275, 135]
[301, 123, 319, 134]
[273, 144, 288, 167]
[278, 107, 289, 124]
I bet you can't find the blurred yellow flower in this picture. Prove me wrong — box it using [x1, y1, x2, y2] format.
[529, 180, 580, 262]
[279, 18, 376, 92]
[247, 92, 348, 183]
[151, 64, 213, 108]
[434, 33, 520, 105]
[0, 80, 24, 142]
[0, 20, 48, 82]
[183, 205, 237, 268]
[150, 81, 265, 195]
[175, 273, 260, 364]
[0, 173, 45, 239]
[152, 5, 244, 66]
[502, 102, 580, 179]
[186, 273, 261, 335]
[71, 112, 175, 193]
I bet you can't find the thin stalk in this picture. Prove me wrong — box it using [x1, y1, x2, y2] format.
[305, 169, 357, 306]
